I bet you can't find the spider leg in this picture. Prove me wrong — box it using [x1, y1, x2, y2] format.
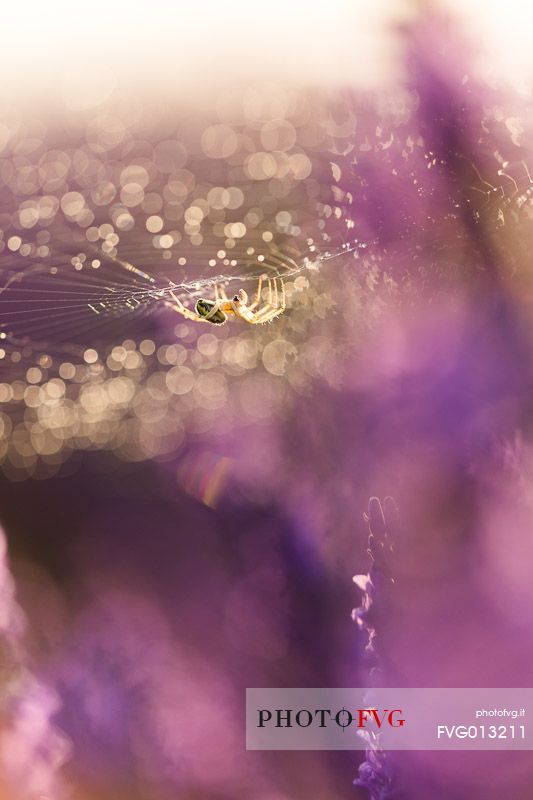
[278, 276, 286, 313]
[247, 277, 274, 316]
[168, 289, 187, 311]
[265, 276, 282, 311]
[245, 278, 286, 324]
[272, 277, 279, 308]
[247, 308, 282, 324]
[267, 277, 273, 306]
[245, 307, 279, 324]
[219, 285, 230, 302]
[214, 284, 220, 301]
[247, 275, 264, 311]
[166, 290, 205, 322]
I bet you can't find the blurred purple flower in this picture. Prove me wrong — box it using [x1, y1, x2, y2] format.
[353, 497, 402, 800]
[0, 527, 70, 799]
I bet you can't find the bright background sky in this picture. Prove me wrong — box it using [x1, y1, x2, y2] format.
[0, 0, 531, 99]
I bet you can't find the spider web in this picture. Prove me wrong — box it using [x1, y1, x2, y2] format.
[0, 238, 363, 352]
[466, 158, 533, 225]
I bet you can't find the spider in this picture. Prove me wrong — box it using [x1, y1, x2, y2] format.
[165, 275, 285, 325]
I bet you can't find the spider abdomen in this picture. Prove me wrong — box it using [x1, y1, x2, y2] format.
[195, 299, 227, 324]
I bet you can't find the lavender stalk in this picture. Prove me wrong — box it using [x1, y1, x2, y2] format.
[352, 496, 401, 800]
